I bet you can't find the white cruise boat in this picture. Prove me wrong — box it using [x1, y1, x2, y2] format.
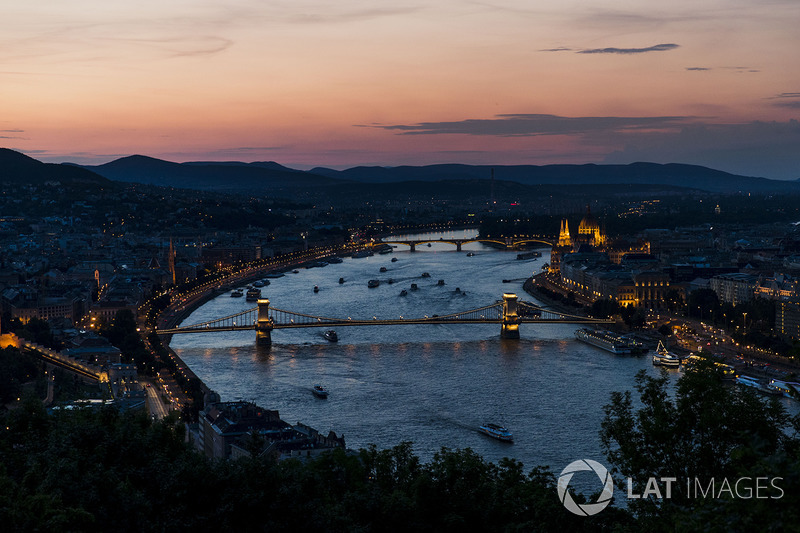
[767, 379, 800, 399]
[652, 340, 680, 368]
[574, 328, 631, 354]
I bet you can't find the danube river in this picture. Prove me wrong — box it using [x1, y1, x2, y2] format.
[170, 231, 759, 472]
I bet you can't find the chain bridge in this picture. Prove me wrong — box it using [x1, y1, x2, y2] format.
[157, 293, 612, 346]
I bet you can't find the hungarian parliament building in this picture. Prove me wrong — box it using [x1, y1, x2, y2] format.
[549, 206, 667, 309]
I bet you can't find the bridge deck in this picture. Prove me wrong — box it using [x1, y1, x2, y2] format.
[159, 317, 612, 334]
[157, 296, 613, 336]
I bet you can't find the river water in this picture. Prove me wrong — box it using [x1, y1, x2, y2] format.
[170, 230, 796, 475]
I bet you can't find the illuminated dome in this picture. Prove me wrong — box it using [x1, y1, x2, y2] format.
[578, 206, 599, 235]
[577, 205, 605, 246]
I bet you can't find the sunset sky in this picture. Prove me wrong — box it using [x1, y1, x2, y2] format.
[3, 1, 799, 178]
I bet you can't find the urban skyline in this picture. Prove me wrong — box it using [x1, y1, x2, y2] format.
[3, 1, 799, 179]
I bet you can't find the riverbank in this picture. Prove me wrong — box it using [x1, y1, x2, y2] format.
[148, 242, 371, 414]
[523, 274, 587, 316]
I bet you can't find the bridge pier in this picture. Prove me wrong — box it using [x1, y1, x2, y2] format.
[501, 293, 521, 339]
[409, 243, 416, 252]
[456, 242, 462, 252]
[256, 299, 274, 347]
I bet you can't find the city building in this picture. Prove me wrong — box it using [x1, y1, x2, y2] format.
[196, 400, 347, 461]
[776, 300, 800, 340]
[710, 273, 759, 306]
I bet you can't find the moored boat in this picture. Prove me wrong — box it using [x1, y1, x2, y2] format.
[736, 375, 780, 395]
[230, 289, 244, 298]
[574, 328, 631, 355]
[312, 385, 329, 398]
[652, 341, 680, 368]
[767, 379, 800, 399]
[479, 423, 513, 442]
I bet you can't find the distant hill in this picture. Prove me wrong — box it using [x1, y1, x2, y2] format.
[2, 148, 794, 195]
[81, 155, 341, 191]
[0, 148, 109, 185]
[310, 162, 800, 194]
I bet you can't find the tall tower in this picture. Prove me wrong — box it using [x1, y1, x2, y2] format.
[168, 238, 176, 286]
[558, 218, 572, 247]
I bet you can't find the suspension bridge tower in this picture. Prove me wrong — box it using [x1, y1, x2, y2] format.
[501, 293, 521, 339]
[256, 299, 274, 346]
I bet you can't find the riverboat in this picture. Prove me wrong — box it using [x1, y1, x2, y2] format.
[323, 330, 338, 342]
[574, 328, 631, 355]
[230, 289, 243, 298]
[312, 385, 329, 398]
[516, 251, 541, 260]
[652, 341, 680, 368]
[368, 279, 380, 288]
[380, 266, 388, 273]
[327, 257, 343, 264]
[245, 288, 261, 301]
[479, 423, 513, 442]
[767, 379, 800, 399]
[737, 375, 780, 395]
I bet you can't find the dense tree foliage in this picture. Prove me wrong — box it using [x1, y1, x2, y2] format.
[2, 316, 58, 349]
[0, 347, 41, 404]
[601, 361, 800, 532]
[0, 403, 629, 532]
[99, 309, 158, 375]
